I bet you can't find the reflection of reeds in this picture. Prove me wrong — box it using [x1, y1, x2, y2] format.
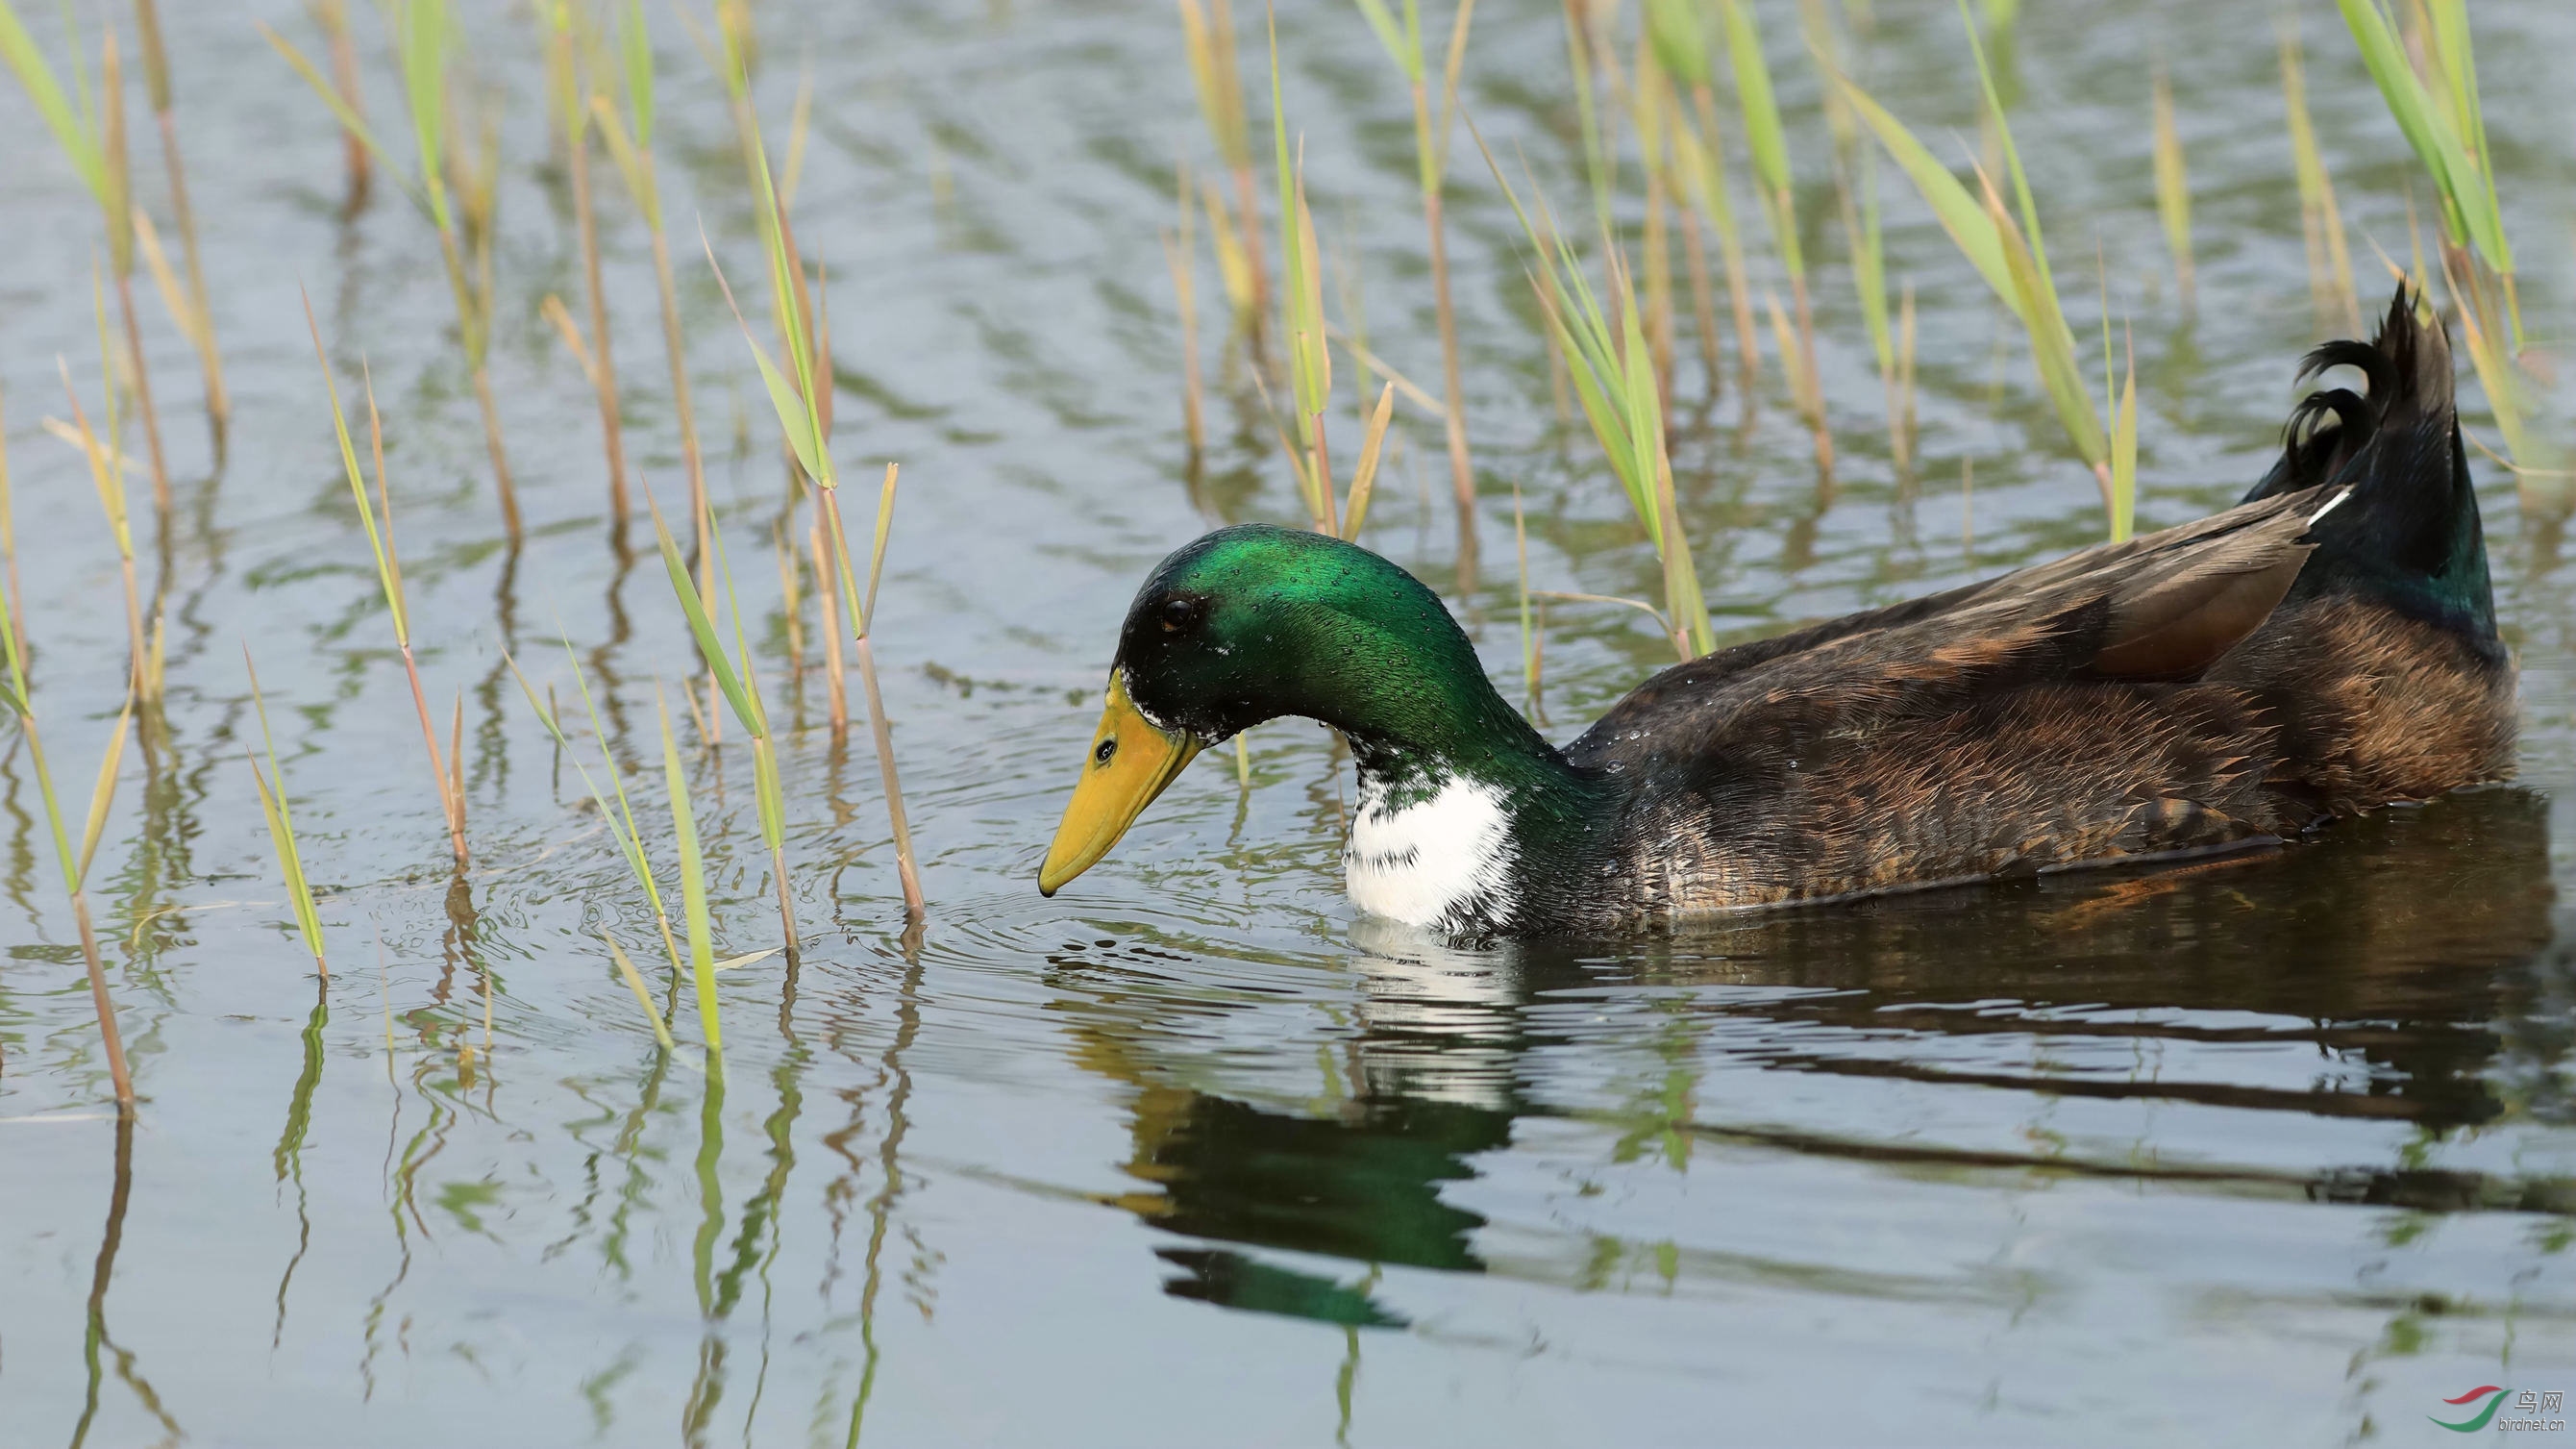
[243, 648, 327, 979]
[302, 295, 470, 863]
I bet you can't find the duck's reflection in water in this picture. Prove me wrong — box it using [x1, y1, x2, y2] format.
[1077, 788, 2569, 1327]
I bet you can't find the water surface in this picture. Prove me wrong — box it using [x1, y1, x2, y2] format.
[2, 1, 2573, 1444]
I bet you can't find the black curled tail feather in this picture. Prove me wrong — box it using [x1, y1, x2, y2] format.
[2243, 287, 2498, 644]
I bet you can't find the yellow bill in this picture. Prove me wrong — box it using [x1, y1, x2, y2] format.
[1038, 672, 1202, 895]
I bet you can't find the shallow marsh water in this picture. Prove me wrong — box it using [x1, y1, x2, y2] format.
[3, 1, 2575, 1444]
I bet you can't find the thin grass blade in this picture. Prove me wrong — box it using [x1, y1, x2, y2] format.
[76, 696, 133, 889]
[602, 931, 676, 1051]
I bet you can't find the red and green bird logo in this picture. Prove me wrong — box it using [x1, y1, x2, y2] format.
[2431, 1386, 2508, 1433]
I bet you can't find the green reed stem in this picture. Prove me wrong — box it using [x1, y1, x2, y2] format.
[657, 686, 719, 1055]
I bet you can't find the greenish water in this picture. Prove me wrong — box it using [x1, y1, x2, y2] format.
[2, 1, 2573, 1444]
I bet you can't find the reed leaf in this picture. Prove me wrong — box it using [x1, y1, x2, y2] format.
[1833, 43, 2111, 505]
[1986, 174, 2105, 473]
[1763, 290, 1805, 412]
[747, 153, 824, 464]
[1268, 12, 1331, 432]
[399, 0, 453, 233]
[602, 932, 676, 1051]
[1339, 382, 1396, 540]
[2150, 64, 2192, 304]
[0, 3, 104, 199]
[1178, 0, 1251, 168]
[1198, 179, 1254, 317]
[57, 359, 131, 562]
[1959, 0, 2046, 277]
[2438, 248, 2527, 463]
[620, 0, 655, 147]
[1827, 70, 2017, 316]
[2334, 0, 2509, 288]
[701, 137, 829, 491]
[76, 697, 133, 890]
[132, 210, 205, 367]
[1715, 0, 1798, 276]
[1643, 0, 1709, 88]
[245, 649, 327, 971]
[1351, 0, 1415, 81]
[650, 501, 755, 734]
[257, 22, 421, 210]
[1843, 153, 1891, 378]
[590, 95, 650, 212]
[302, 293, 408, 646]
[858, 463, 898, 633]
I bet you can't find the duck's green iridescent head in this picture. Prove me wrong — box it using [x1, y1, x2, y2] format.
[1038, 525, 1522, 895]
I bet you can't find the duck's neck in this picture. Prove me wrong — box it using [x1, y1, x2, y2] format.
[1324, 658, 1596, 934]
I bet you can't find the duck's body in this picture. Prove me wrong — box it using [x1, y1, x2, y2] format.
[1042, 294, 2514, 937]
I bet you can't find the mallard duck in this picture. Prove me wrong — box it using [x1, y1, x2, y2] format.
[1039, 291, 2514, 936]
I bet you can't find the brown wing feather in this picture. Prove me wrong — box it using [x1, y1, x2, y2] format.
[1570, 484, 2336, 762]
[2087, 505, 2321, 678]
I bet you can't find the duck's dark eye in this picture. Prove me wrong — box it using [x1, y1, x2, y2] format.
[1159, 596, 1203, 633]
[1094, 737, 1118, 765]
